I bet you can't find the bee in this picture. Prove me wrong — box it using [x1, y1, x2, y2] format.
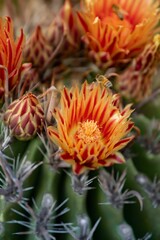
[112, 4, 128, 21]
[96, 74, 112, 88]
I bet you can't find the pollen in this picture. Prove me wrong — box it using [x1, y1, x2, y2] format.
[76, 120, 102, 144]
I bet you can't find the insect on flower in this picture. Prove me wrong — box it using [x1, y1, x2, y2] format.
[77, 0, 160, 68]
[95, 74, 112, 88]
[112, 4, 128, 20]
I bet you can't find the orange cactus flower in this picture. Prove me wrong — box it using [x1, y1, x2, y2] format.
[117, 34, 160, 101]
[47, 81, 134, 175]
[0, 17, 25, 103]
[77, 0, 160, 69]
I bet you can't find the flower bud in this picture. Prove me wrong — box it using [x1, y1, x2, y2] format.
[4, 93, 44, 140]
[24, 26, 52, 68]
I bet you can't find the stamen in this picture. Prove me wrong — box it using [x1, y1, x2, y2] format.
[76, 120, 101, 144]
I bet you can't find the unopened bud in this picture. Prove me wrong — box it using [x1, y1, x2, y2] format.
[4, 93, 44, 140]
[24, 26, 52, 68]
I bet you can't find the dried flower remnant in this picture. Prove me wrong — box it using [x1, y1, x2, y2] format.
[117, 34, 160, 102]
[0, 17, 25, 104]
[47, 81, 134, 175]
[3, 93, 44, 141]
[77, 0, 160, 69]
[38, 86, 60, 124]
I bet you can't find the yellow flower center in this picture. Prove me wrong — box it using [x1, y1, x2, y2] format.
[76, 120, 101, 144]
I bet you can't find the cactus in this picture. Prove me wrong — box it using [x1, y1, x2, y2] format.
[0, 0, 160, 240]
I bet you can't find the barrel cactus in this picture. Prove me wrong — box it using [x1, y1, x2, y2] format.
[0, 0, 160, 240]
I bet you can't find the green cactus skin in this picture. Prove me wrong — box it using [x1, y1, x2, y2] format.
[26, 164, 61, 240]
[57, 171, 91, 240]
[132, 143, 160, 179]
[3, 138, 30, 160]
[1, 116, 160, 240]
[132, 114, 160, 179]
[133, 114, 150, 135]
[1, 136, 45, 240]
[138, 97, 160, 119]
[30, 164, 60, 208]
[23, 136, 45, 199]
[87, 171, 136, 240]
[114, 159, 160, 240]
